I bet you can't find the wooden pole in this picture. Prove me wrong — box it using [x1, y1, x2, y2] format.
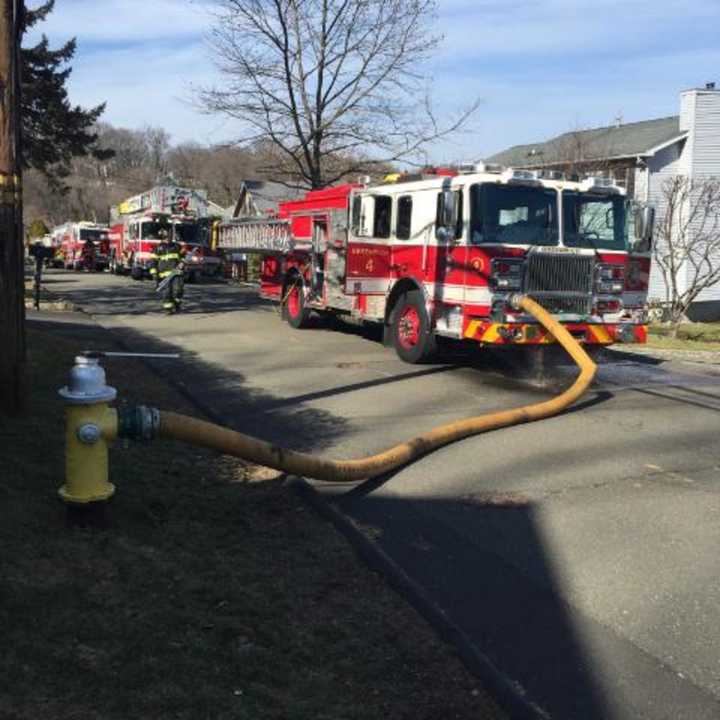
[0, 0, 25, 415]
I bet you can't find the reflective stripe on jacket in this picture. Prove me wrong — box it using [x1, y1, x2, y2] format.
[148, 241, 184, 277]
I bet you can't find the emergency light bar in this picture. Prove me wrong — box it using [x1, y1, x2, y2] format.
[502, 168, 541, 184]
[459, 161, 504, 175]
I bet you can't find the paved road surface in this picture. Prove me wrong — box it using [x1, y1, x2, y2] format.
[40, 270, 720, 719]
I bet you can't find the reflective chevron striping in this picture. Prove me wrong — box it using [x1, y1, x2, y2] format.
[587, 325, 613, 344]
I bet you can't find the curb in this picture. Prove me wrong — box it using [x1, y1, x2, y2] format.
[289, 476, 548, 720]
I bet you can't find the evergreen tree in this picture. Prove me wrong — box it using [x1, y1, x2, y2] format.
[20, 1, 112, 188]
[26, 217, 48, 239]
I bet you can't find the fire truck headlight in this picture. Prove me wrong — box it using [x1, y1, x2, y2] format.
[597, 281, 624, 293]
[495, 277, 522, 289]
[491, 258, 524, 290]
[596, 264, 625, 294]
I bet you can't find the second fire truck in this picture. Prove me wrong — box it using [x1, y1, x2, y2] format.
[216, 164, 654, 363]
[52, 221, 111, 271]
[109, 185, 222, 281]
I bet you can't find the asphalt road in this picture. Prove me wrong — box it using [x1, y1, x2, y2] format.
[40, 269, 720, 720]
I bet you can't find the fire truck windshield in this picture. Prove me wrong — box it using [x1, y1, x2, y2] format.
[79, 229, 106, 243]
[173, 223, 199, 245]
[470, 184, 558, 246]
[562, 192, 629, 251]
[141, 221, 172, 240]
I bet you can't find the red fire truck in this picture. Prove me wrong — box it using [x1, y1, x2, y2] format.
[53, 221, 111, 271]
[109, 185, 222, 281]
[216, 165, 654, 363]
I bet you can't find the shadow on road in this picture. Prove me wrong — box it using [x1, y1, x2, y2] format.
[345, 493, 614, 720]
[46, 275, 273, 317]
[331, 487, 720, 720]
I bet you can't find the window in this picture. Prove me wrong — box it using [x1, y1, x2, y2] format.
[563, 192, 629, 251]
[355, 195, 375, 237]
[396, 196, 413, 240]
[141, 220, 171, 240]
[351, 196, 361, 234]
[470, 184, 558, 246]
[353, 194, 394, 239]
[373, 195, 392, 238]
[80, 229, 106, 242]
[174, 223, 199, 244]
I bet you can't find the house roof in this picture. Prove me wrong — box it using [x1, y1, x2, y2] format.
[487, 115, 685, 167]
[234, 180, 303, 217]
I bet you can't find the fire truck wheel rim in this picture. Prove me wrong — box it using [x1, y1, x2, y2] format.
[287, 284, 301, 317]
[398, 306, 421, 349]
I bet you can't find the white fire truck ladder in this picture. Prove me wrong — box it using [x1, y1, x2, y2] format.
[216, 218, 305, 254]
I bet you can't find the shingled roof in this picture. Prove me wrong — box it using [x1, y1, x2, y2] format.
[487, 115, 686, 168]
[232, 180, 303, 218]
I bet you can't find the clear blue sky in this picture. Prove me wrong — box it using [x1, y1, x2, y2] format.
[28, 0, 720, 162]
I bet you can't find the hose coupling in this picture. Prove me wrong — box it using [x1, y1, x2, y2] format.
[508, 293, 525, 311]
[117, 405, 160, 442]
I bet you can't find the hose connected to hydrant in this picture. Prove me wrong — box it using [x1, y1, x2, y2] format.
[58, 295, 597, 503]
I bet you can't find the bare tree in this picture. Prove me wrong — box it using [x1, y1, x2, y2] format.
[167, 141, 261, 206]
[653, 175, 720, 331]
[201, 0, 479, 189]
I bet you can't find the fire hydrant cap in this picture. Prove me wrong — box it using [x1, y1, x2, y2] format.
[59, 356, 117, 405]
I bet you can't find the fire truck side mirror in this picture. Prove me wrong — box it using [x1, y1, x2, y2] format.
[436, 189, 456, 242]
[442, 189, 455, 227]
[632, 205, 654, 252]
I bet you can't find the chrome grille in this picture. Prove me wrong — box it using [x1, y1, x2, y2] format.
[524, 252, 594, 315]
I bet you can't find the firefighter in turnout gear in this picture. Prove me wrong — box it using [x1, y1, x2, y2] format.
[149, 228, 185, 314]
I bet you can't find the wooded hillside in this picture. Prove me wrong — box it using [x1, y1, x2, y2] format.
[22, 123, 279, 227]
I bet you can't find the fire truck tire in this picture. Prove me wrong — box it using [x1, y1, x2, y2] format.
[391, 291, 437, 363]
[131, 265, 143, 281]
[283, 276, 310, 329]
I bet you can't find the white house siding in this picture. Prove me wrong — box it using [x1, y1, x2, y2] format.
[690, 91, 720, 175]
[643, 141, 686, 302]
[685, 90, 720, 305]
[679, 91, 696, 134]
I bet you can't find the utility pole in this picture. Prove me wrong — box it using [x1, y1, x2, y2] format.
[0, 0, 25, 415]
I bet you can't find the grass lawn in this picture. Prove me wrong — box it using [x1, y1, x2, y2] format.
[0, 319, 505, 720]
[647, 322, 720, 352]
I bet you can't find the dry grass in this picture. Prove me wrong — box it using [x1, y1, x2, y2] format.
[0, 320, 505, 720]
[647, 322, 720, 352]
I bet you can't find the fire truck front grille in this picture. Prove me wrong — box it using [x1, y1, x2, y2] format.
[524, 252, 594, 315]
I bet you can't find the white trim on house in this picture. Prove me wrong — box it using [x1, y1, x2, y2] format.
[639, 132, 689, 159]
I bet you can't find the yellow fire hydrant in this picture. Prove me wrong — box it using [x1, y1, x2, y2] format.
[58, 355, 119, 505]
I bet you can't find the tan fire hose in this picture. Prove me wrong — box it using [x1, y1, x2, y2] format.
[157, 295, 597, 482]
